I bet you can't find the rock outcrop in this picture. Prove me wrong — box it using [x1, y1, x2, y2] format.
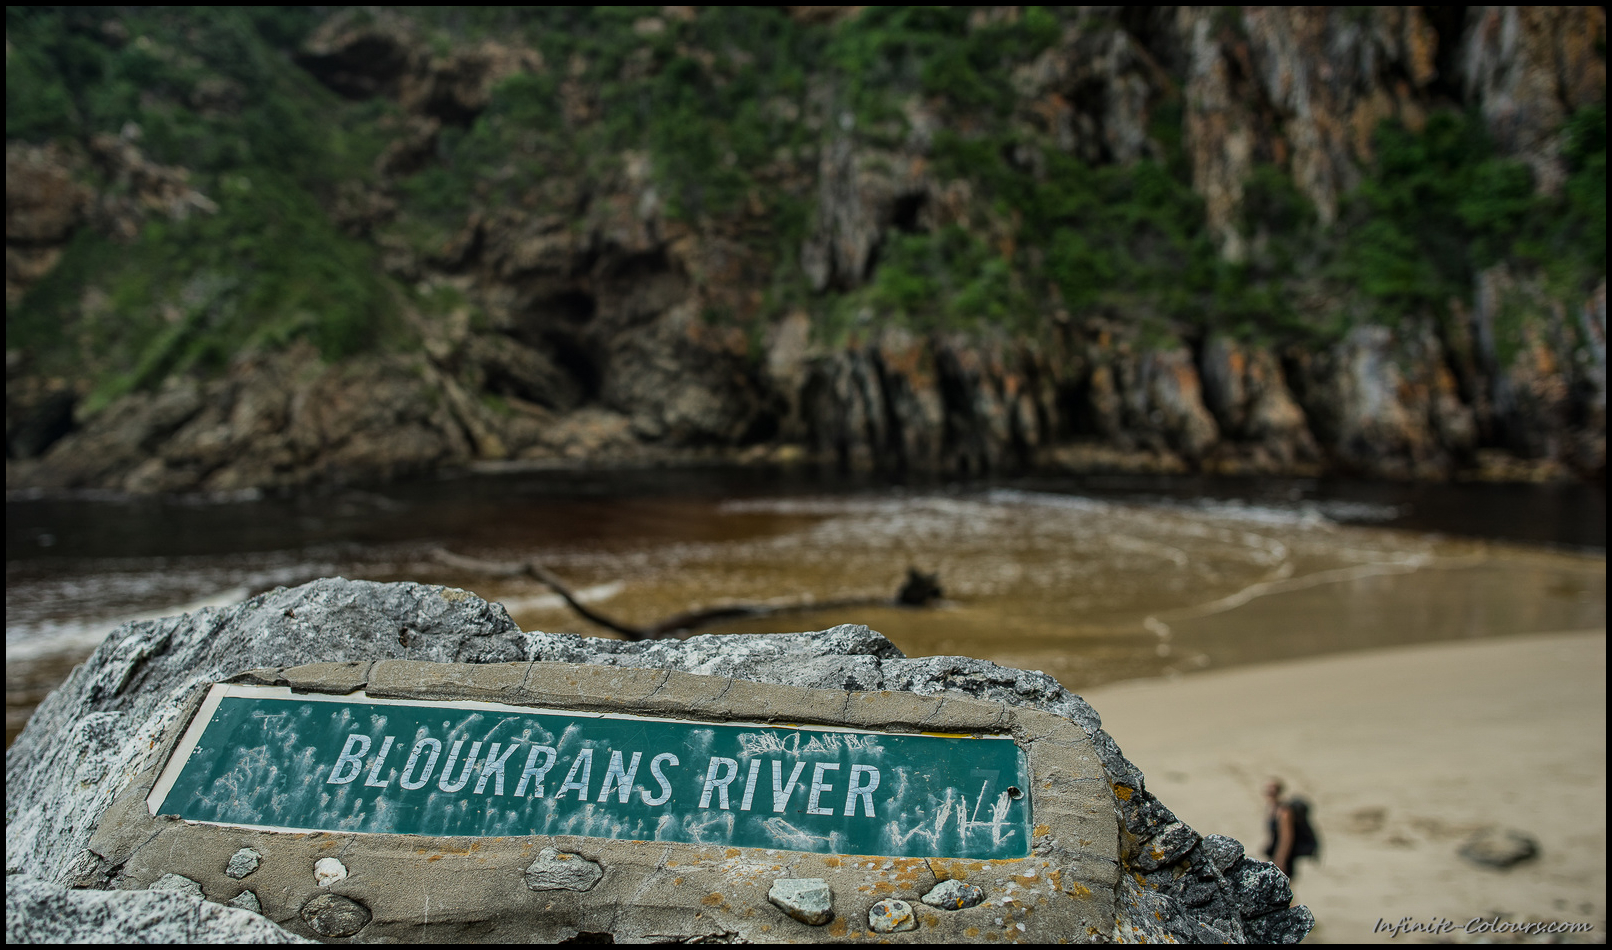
[6, 7, 1603, 490]
[6, 578, 1312, 943]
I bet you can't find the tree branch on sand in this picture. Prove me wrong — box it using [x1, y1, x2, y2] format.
[430, 547, 943, 642]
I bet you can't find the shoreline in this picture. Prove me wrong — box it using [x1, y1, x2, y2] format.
[1082, 629, 1607, 944]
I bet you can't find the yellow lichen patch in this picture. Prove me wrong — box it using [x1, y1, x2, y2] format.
[1113, 784, 1134, 801]
[673, 877, 684, 885]
[438, 587, 471, 602]
[872, 881, 893, 894]
[828, 917, 849, 937]
[426, 854, 443, 862]
[966, 927, 981, 938]
[1065, 881, 1092, 898]
[701, 893, 724, 907]
[724, 848, 741, 858]
[825, 857, 842, 868]
[1033, 824, 1051, 838]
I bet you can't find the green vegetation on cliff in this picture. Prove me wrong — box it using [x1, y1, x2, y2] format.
[6, 5, 1606, 411]
[7, 6, 394, 409]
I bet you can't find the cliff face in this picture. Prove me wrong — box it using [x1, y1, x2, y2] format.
[5, 7, 1606, 492]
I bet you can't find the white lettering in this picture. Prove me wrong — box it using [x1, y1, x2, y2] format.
[437, 740, 482, 793]
[598, 751, 644, 804]
[771, 760, 808, 813]
[844, 765, 880, 817]
[642, 753, 678, 806]
[739, 759, 762, 811]
[556, 748, 594, 800]
[326, 734, 370, 785]
[398, 737, 442, 790]
[807, 762, 841, 816]
[515, 744, 558, 797]
[699, 757, 740, 809]
[362, 736, 397, 787]
[473, 742, 520, 795]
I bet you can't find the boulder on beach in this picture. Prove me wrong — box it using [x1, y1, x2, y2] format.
[5, 578, 1311, 943]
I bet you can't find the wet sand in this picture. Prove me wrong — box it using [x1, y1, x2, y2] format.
[1082, 629, 1607, 944]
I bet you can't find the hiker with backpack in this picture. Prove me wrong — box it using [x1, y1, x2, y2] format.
[1263, 779, 1320, 879]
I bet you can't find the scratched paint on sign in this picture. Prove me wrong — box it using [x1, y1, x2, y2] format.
[149, 685, 1032, 860]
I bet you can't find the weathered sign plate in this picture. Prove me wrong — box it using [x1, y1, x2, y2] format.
[149, 684, 1032, 860]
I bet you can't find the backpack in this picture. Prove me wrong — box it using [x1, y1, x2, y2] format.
[1288, 798, 1320, 859]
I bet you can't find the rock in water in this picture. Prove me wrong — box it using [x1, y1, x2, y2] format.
[1459, 827, 1541, 869]
[5, 578, 1313, 943]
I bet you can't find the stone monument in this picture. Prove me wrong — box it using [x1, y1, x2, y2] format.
[6, 579, 1314, 943]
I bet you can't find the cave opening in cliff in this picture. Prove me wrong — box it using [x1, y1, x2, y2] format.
[541, 290, 597, 326]
[542, 332, 602, 402]
[1058, 377, 1102, 439]
[891, 192, 927, 234]
[1422, 7, 1471, 104]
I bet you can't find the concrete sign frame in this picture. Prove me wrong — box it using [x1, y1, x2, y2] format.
[90, 659, 1122, 943]
[147, 683, 1035, 859]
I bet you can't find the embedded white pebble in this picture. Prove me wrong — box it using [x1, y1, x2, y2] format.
[314, 857, 347, 888]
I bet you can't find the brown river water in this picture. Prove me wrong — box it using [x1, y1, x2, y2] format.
[6, 470, 1605, 746]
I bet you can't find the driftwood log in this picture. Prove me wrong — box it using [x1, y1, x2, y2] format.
[431, 547, 942, 641]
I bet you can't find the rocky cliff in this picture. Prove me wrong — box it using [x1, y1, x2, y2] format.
[6, 7, 1606, 492]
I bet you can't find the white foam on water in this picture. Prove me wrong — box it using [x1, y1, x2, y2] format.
[980, 488, 1114, 513]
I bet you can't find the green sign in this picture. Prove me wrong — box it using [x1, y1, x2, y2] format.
[148, 685, 1032, 860]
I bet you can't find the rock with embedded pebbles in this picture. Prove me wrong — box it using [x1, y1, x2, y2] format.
[300, 892, 372, 938]
[524, 848, 604, 891]
[868, 898, 917, 933]
[313, 857, 347, 888]
[5, 577, 1311, 943]
[768, 878, 833, 925]
[922, 878, 985, 910]
[225, 848, 261, 879]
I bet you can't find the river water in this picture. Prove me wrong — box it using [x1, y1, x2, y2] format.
[6, 470, 1605, 744]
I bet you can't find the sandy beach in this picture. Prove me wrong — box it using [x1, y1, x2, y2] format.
[1082, 629, 1607, 943]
